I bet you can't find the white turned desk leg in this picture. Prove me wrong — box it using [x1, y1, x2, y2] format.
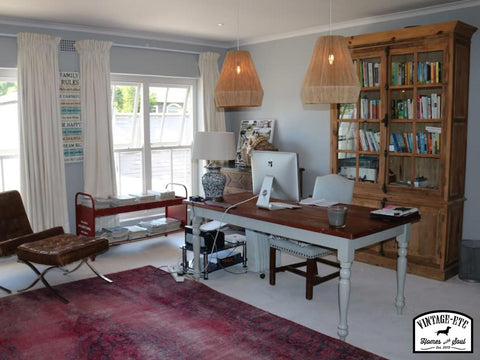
[337, 246, 354, 341]
[395, 224, 410, 315]
[192, 215, 202, 281]
[337, 260, 352, 341]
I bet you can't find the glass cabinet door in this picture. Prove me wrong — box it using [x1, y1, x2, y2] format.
[334, 55, 382, 184]
[332, 47, 444, 192]
[386, 49, 444, 191]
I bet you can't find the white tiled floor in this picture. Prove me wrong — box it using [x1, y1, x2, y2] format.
[1, 231, 478, 360]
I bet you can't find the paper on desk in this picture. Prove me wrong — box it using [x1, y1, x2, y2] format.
[200, 220, 227, 231]
[299, 197, 338, 207]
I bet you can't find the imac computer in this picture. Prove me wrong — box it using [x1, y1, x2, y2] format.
[251, 151, 300, 210]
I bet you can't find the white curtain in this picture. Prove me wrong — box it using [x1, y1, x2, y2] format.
[75, 39, 117, 198]
[199, 52, 226, 131]
[17, 32, 70, 232]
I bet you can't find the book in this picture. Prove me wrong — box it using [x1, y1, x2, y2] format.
[391, 133, 400, 152]
[299, 197, 338, 207]
[111, 195, 137, 206]
[390, 133, 397, 152]
[129, 193, 156, 203]
[365, 130, 376, 151]
[125, 225, 148, 239]
[147, 190, 176, 200]
[370, 205, 419, 220]
[359, 129, 368, 151]
[101, 226, 129, 242]
[139, 217, 181, 234]
[368, 62, 374, 87]
[374, 63, 380, 86]
[396, 133, 406, 152]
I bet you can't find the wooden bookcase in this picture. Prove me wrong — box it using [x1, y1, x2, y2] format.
[330, 21, 477, 280]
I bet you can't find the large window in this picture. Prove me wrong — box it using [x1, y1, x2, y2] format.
[0, 69, 20, 192]
[111, 75, 195, 197]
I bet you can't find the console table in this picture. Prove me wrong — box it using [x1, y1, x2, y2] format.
[186, 192, 419, 341]
[76, 191, 187, 243]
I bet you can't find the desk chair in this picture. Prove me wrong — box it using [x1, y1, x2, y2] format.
[269, 174, 354, 300]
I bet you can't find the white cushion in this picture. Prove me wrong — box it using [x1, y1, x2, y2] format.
[269, 236, 334, 259]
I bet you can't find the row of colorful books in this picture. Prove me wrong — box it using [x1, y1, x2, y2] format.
[416, 131, 441, 154]
[359, 98, 381, 119]
[418, 94, 441, 119]
[390, 61, 442, 85]
[390, 94, 441, 120]
[391, 99, 414, 119]
[359, 129, 380, 152]
[418, 61, 442, 84]
[389, 130, 441, 154]
[391, 61, 414, 86]
[338, 93, 440, 121]
[360, 61, 381, 87]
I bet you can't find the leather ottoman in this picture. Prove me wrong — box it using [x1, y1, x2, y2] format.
[17, 234, 111, 303]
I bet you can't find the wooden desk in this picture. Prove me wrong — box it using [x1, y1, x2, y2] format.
[186, 192, 419, 341]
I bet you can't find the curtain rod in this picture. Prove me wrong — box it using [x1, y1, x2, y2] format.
[0, 32, 201, 55]
[0, 32, 15, 38]
[112, 42, 201, 55]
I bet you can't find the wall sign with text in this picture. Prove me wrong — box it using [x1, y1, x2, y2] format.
[60, 72, 83, 163]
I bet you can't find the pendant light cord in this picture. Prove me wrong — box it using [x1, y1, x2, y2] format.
[329, 0, 332, 35]
[236, 0, 240, 50]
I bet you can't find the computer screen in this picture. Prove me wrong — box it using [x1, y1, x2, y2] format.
[251, 151, 300, 202]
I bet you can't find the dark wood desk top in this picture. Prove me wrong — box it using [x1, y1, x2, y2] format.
[186, 192, 420, 240]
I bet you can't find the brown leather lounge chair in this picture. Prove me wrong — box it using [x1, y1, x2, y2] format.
[0, 190, 64, 293]
[0, 190, 111, 303]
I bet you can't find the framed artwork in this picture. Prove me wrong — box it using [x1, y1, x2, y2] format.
[236, 119, 275, 166]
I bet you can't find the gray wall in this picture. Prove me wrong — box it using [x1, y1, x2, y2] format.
[225, 6, 480, 239]
[0, 24, 226, 230]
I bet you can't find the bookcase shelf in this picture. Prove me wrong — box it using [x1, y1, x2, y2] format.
[331, 21, 477, 280]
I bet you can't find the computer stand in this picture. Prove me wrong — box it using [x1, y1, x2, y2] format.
[256, 175, 300, 210]
[256, 175, 274, 209]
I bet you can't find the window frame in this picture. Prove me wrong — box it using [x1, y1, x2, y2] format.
[110, 73, 198, 197]
[0, 67, 20, 193]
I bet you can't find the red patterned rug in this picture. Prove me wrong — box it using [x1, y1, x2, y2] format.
[0, 266, 386, 359]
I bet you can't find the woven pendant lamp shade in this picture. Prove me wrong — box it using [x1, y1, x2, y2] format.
[301, 35, 360, 104]
[214, 50, 263, 108]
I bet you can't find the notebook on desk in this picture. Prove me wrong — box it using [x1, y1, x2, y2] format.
[267, 202, 301, 210]
[299, 197, 338, 207]
[369, 205, 419, 220]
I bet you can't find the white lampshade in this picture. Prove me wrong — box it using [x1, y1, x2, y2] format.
[192, 132, 236, 161]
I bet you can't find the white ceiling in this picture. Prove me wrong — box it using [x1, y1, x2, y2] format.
[0, 0, 476, 47]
